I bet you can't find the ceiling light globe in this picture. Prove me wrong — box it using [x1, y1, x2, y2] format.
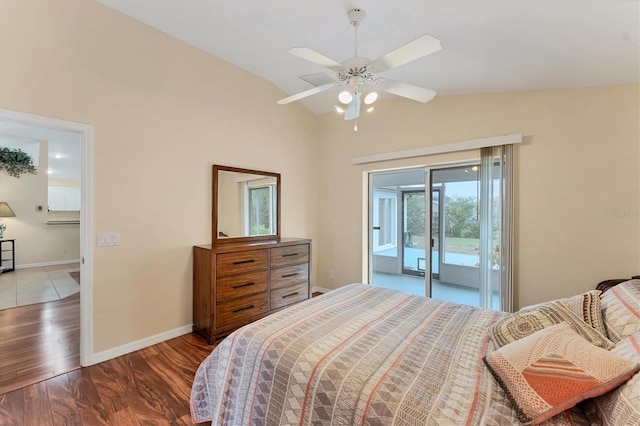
[338, 91, 353, 104]
[364, 92, 378, 105]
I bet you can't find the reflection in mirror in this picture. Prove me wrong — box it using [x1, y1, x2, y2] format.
[213, 165, 280, 243]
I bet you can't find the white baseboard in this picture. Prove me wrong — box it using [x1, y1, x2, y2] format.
[17, 259, 81, 269]
[88, 324, 194, 366]
[312, 286, 332, 294]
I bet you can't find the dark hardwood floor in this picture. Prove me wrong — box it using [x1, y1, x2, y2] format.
[0, 333, 215, 425]
[0, 290, 321, 424]
[0, 293, 80, 395]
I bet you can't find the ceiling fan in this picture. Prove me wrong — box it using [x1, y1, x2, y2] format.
[277, 8, 441, 122]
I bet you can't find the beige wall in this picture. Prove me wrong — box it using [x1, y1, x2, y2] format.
[0, 1, 319, 352]
[0, 1, 637, 356]
[315, 85, 640, 309]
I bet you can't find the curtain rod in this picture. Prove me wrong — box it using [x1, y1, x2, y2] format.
[352, 134, 523, 165]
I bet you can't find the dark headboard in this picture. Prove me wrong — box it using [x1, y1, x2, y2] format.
[596, 275, 640, 293]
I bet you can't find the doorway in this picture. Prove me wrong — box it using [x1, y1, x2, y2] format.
[0, 108, 93, 370]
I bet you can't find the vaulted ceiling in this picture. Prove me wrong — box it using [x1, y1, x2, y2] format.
[98, 0, 639, 114]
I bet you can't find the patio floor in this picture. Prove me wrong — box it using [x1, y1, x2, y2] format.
[372, 272, 500, 309]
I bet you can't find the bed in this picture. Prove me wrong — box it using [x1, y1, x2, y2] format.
[191, 278, 640, 425]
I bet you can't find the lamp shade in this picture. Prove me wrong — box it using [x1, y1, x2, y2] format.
[0, 202, 16, 217]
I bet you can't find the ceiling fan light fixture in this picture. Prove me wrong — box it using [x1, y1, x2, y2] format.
[338, 90, 353, 104]
[364, 92, 378, 104]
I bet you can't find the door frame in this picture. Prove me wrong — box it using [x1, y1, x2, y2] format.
[0, 108, 93, 366]
[400, 189, 426, 277]
[430, 187, 442, 281]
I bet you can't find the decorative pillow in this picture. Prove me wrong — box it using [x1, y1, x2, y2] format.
[600, 279, 640, 343]
[483, 322, 639, 425]
[488, 300, 614, 350]
[585, 331, 640, 426]
[564, 290, 608, 336]
[524, 290, 608, 336]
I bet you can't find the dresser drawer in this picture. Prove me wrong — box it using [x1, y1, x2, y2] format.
[216, 249, 268, 276]
[216, 292, 268, 328]
[271, 263, 309, 289]
[270, 244, 309, 268]
[217, 270, 268, 302]
[271, 282, 309, 310]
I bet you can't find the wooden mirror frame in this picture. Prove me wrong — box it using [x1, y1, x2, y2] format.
[212, 164, 281, 244]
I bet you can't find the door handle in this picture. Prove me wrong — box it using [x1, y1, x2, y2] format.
[372, 226, 381, 230]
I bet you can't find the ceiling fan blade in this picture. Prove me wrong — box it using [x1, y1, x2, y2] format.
[344, 92, 361, 121]
[371, 34, 441, 73]
[289, 47, 344, 72]
[277, 82, 337, 105]
[376, 79, 436, 103]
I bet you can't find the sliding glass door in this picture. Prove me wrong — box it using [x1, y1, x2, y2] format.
[368, 146, 512, 311]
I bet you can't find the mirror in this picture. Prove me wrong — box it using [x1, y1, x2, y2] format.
[213, 165, 281, 244]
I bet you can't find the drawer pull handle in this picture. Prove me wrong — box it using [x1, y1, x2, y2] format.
[282, 253, 299, 258]
[282, 292, 299, 299]
[233, 259, 256, 265]
[233, 305, 255, 313]
[282, 273, 299, 278]
[232, 282, 255, 289]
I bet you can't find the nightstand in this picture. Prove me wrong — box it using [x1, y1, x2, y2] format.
[0, 239, 15, 273]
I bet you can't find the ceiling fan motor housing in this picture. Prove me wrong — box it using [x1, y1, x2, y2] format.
[338, 56, 375, 86]
[347, 8, 367, 26]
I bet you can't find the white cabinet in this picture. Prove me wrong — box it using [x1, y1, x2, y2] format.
[48, 187, 66, 211]
[65, 188, 81, 210]
[48, 187, 81, 211]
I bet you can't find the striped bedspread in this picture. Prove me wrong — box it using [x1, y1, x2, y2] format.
[191, 284, 590, 425]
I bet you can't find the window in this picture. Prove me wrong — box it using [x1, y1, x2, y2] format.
[247, 185, 276, 236]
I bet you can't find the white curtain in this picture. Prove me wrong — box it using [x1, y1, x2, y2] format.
[479, 145, 513, 312]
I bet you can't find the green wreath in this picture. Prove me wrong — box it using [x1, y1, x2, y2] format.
[0, 147, 38, 178]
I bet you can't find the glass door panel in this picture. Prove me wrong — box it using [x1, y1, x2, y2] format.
[430, 166, 482, 307]
[369, 169, 426, 297]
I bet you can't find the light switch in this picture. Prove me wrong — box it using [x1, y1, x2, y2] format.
[97, 232, 120, 246]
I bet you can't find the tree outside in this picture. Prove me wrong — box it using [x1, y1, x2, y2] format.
[402, 192, 500, 259]
[249, 187, 271, 235]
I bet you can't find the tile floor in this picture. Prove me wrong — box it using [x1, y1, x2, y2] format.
[372, 272, 500, 308]
[0, 263, 80, 310]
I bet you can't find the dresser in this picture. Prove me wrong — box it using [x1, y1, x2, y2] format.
[193, 238, 311, 343]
